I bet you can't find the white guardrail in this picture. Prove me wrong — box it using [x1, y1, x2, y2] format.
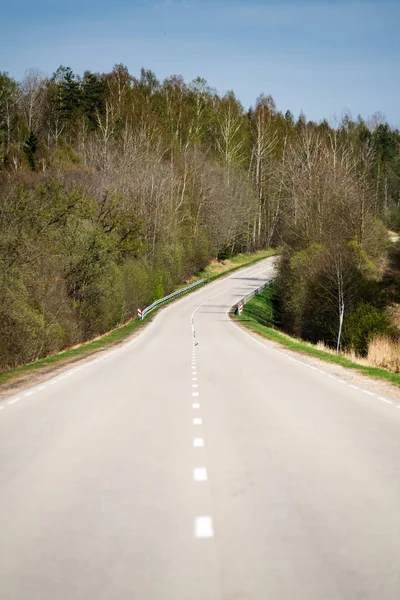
[138, 278, 208, 320]
[235, 276, 274, 315]
[137, 269, 274, 321]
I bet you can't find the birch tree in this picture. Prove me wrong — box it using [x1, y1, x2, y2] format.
[18, 69, 46, 133]
[249, 95, 278, 246]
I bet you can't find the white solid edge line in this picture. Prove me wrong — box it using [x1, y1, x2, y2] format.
[195, 516, 214, 538]
[1, 304, 165, 409]
[228, 298, 400, 411]
[8, 397, 21, 405]
[1, 260, 272, 414]
[379, 397, 393, 405]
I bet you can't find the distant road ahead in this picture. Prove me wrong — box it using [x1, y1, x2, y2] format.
[2, 257, 400, 599]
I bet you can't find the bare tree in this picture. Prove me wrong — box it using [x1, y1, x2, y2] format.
[0, 73, 18, 162]
[214, 92, 247, 185]
[18, 69, 46, 133]
[249, 95, 279, 247]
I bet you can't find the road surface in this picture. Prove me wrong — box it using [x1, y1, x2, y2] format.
[1, 257, 400, 599]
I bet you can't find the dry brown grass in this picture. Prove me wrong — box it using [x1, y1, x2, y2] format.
[315, 341, 368, 365]
[314, 337, 400, 373]
[368, 336, 400, 373]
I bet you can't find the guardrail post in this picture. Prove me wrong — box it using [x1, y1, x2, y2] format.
[235, 278, 273, 314]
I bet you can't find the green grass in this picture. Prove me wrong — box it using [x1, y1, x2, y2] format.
[0, 249, 276, 389]
[237, 287, 400, 389]
[200, 248, 277, 282]
[0, 317, 145, 388]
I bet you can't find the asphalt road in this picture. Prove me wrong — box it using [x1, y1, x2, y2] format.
[2, 256, 400, 599]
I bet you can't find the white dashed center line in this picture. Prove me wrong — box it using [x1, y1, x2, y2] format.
[195, 516, 214, 538]
[193, 437, 204, 447]
[193, 467, 208, 481]
[192, 403, 200, 409]
[193, 417, 202, 425]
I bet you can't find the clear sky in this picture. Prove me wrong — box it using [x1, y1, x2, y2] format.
[1, 0, 399, 126]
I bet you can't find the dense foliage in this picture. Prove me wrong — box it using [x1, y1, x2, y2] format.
[0, 65, 399, 369]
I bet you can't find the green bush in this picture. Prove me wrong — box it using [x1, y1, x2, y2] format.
[0, 276, 46, 367]
[342, 303, 393, 356]
[121, 259, 152, 319]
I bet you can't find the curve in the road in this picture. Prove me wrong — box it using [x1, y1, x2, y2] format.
[2, 256, 400, 600]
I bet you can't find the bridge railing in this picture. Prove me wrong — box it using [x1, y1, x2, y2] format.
[140, 278, 208, 320]
[235, 276, 274, 315]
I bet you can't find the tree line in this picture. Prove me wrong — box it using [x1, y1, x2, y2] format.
[0, 65, 399, 370]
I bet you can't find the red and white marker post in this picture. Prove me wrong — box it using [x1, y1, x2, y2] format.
[137, 308, 142, 320]
[237, 302, 243, 315]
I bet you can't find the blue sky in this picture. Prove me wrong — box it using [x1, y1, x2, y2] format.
[1, 0, 399, 126]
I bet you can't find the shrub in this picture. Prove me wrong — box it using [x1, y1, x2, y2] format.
[342, 303, 393, 356]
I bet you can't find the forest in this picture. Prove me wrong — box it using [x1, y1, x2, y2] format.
[0, 65, 399, 371]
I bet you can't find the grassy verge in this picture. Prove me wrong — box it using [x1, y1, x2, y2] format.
[200, 248, 277, 282]
[0, 317, 146, 388]
[236, 287, 400, 389]
[0, 249, 276, 389]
